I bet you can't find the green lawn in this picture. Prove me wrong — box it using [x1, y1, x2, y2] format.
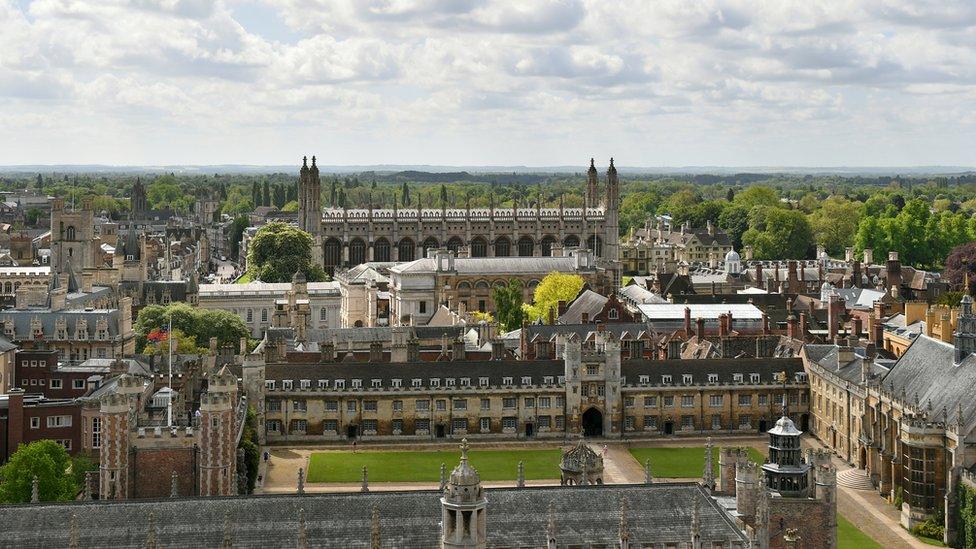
[627, 446, 765, 478]
[234, 271, 253, 284]
[837, 515, 881, 549]
[307, 449, 564, 483]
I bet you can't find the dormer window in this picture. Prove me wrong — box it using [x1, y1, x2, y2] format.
[502, 376, 513, 386]
[479, 377, 489, 387]
[430, 378, 440, 388]
[733, 373, 743, 383]
[351, 379, 362, 389]
[608, 309, 619, 320]
[412, 378, 422, 388]
[300, 379, 311, 389]
[445, 378, 456, 387]
[283, 380, 293, 390]
[334, 379, 345, 389]
[371, 379, 382, 388]
[750, 373, 760, 384]
[265, 380, 276, 390]
[662, 375, 673, 384]
[460, 378, 470, 387]
[521, 376, 532, 385]
[638, 375, 649, 384]
[708, 373, 718, 383]
[391, 379, 402, 388]
[682, 374, 693, 384]
[543, 376, 554, 385]
[317, 380, 328, 389]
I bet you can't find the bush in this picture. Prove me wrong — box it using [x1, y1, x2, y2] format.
[911, 518, 944, 541]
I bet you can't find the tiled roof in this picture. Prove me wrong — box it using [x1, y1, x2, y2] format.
[391, 256, 584, 275]
[0, 483, 747, 548]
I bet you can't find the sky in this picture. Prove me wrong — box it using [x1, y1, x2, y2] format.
[1, 0, 975, 168]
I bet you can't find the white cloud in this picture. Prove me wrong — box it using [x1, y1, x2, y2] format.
[0, 0, 973, 166]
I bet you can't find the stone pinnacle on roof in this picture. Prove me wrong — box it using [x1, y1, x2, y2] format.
[618, 497, 629, 543]
[297, 508, 308, 549]
[370, 505, 381, 549]
[170, 470, 178, 498]
[221, 513, 233, 549]
[68, 514, 80, 549]
[547, 500, 557, 543]
[145, 511, 158, 549]
[30, 475, 39, 503]
[361, 466, 369, 493]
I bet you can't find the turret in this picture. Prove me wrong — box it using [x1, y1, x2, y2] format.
[199, 388, 237, 496]
[586, 158, 599, 208]
[99, 393, 132, 499]
[440, 439, 487, 548]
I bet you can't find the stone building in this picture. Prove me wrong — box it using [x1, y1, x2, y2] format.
[802, 295, 976, 543]
[621, 219, 733, 275]
[198, 278, 341, 338]
[245, 329, 808, 444]
[387, 248, 606, 325]
[299, 157, 621, 281]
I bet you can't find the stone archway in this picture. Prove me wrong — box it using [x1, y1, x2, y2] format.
[582, 407, 603, 437]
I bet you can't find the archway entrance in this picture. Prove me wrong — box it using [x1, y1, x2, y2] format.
[582, 407, 603, 437]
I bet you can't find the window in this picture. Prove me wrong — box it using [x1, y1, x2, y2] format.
[480, 417, 491, 432]
[555, 396, 565, 408]
[292, 400, 307, 412]
[586, 365, 599, 375]
[521, 376, 532, 385]
[416, 400, 430, 411]
[537, 416, 551, 429]
[502, 417, 518, 430]
[625, 416, 635, 430]
[300, 379, 311, 389]
[324, 400, 338, 411]
[346, 401, 356, 412]
[267, 400, 282, 412]
[318, 380, 329, 389]
[323, 420, 338, 433]
[453, 399, 467, 411]
[415, 419, 430, 433]
[479, 377, 489, 387]
[261, 309, 268, 322]
[480, 398, 491, 410]
[47, 415, 72, 428]
[733, 373, 743, 383]
[524, 398, 535, 408]
[51, 379, 63, 389]
[738, 394, 752, 407]
[452, 418, 467, 433]
[502, 376, 513, 386]
[609, 309, 619, 320]
[460, 378, 470, 387]
[662, 375, 673, 384]
[750, 373, 760, 384]
[681, 395, 695, 408]
[539, 397, 551, 408]
[351, 379, 362, 389]
[707, 373, 718, 383]
[364, 400, 378, 412]
[709, 395, 723, 407]
[738, 415, 752, 429]
[419, 301, 427, 315]
[371, 379, 382, 389]
[335, 380, 345, 389]
[638, 375, 649, 384]
[555, 415, 565, 430]
[246, 309, 253, 322]
[503, 397, 517, 409]
[433, 399, 446, 411]
[682, 374, 693, 384]
[681, 415, 694, 429]
[91, 416, 101, 448]
[392, 419, 403, 433]
[445, 378, 456, 387]
[625, 397, 635, 408]
[283, 380, 293, 390]
[294, 419, 307, 432]
[712, 414, 722, 430]
[265, 380, 276, 391]
[392, 400, 403, 412]
[362, 419, 378, 433]
[543, 376, 554, 385]
[412, 378, 423, 388]
[643, 396, 657, 407]
[664, 396, 674, 407]
[391, 379, 402, 388]
[266, 420, 281, 432]
[644, 416, 657, 430]
[429, 378, 440, 388]
[758, 394, 768, 406]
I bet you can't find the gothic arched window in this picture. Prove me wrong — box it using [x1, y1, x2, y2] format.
[447, 237, 464, 254]
[324, 238, 342, 270]
[374, 238, 391, 262]
[517, 236, 534, 257]
[541, 236, 556, 257]
[422, 237, 439, 258]
[494, 236, 510, 257]
[349, 238, 367, 267]
[398, 238, 415, 262]
[564, 235, 580, 249]
[471, 237, 488, 258]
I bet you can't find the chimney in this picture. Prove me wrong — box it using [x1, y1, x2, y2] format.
[6, 388, 24, 458]
[852, 316, 863, 338]
[490, 339, 505, 361]
[82, 271, 93, 293]
[828, 294, 843, 340]
[15, 286, 30, 309]
[696, 317, 705, 340]
[787, 315, 799, 340]
[744, 245, 754, 261]
[845, 247, 854, 262]
[836, 339, 855, 369]
[755, 264, 763, 290]
[707, 220, 715, 236]
[886, 251, 901, 290]
[581, 312, 589, 325]
[369, 341, 383, 362]
[799, 312, 809, 339]
[453, 337, 466, 361]
[851, 260, 861, 288]
[667, 339, 681, 359]
[557, 300, 567, 317]
[718, 314, 729, 337]
[863, 248, 874, 265]
[762, 313, 770, 335]
[684, 307, 692, 337]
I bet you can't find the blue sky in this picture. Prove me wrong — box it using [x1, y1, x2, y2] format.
[0, 0, 974, 167]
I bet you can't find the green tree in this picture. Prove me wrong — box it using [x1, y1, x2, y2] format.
[401, 182, 410, 206]
[273, 184, 287, 209]
[0, 440, 78, 503]
[809, 196, 861, 256]
[195, 309, 250, 349]
[742, 208, 813, 259]
[239, 407, 260, 494]
[136, 303, 198, 337]
[281, 200, 299, 212]
[493, 280, 526, 332]
[262, 181, 271, 207]
[522, 272, 585, 323]
[440, 184, 448, 207]
[619, 191, 662, 234]
[147, 175, 192, 212]
[251, 181, 261, 208]
[733, 186, 780, 210]
[718, 205, 750, 250]
[247, 221, 326, 282]
[228, 215, 249, 260]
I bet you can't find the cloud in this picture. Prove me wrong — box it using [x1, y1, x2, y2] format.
[0, 0, 974, 166]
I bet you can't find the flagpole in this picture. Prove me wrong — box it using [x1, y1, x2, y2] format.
[167, 316, 173, 427]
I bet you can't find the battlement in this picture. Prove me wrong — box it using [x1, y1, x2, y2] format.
[100, 392, 131, 414]
[200, 392, 233, 412]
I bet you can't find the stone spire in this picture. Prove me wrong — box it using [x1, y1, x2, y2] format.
[170, 470, 178, 498]
[297, 467, 305, 495]
[370, 505, 381, 549]
[297, 508, 308, 549]
[68, 514, 80, 549]
[221, 513, 233, 549]
[440, 438, 487, 548]
[516, 460, 525, 488]
[83, 471, 94, 500]
[30, 475, 39, 503]
[145, 511, 158, 549]
[644, 459, 653, 484]
[361, 465, 369, 493]
[546, 500, 557, 549]
[440, 462, 448, 491]
[690, 496, 701, 549]
[703, 437, 714, 490]
[618, 497, 630, 549]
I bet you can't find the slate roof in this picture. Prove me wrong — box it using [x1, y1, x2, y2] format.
[390, 256, 586, 275]
[880, 335, 976, 432]
[637, 303, 764, 321]
[0, 483, 747, 548]
[559, 290, 608, 324]
[0, 308, 124, 341]
[618, 284, 665, 305]
[803, 344, 889, 385]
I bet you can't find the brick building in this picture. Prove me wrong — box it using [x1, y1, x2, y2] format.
[0, 388, 81, 462]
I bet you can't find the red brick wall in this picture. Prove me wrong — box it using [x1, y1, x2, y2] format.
[132, 447, 196, 499]
[19, 403, 81, 456]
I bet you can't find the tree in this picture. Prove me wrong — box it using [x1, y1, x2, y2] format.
[733, 186, 780, 210]
[136, 304, 249, 351]
[281, 200, 299, 212]
[147, 175, 192, 212]
[401, 182, 410, 206]
[440, 184, 448, 207]
[944, 243, 976, 291]
[262, 181, 271, 207]
[228, 215, 249, 260]
[36, 173, 44, 190]
[239, 407, 260, 493]
[718, 205, 750, 250]
[195, 309, 250, 348]
[809, 196, 861, 256]
[273, 184, 287, 209]
[742, 208, 813, 259]
[493, 280, 526, 332]
[522, 272, 585, 323]
[251, 181, 261, 208]
[247, 221, 326, 283]
[0, 440, 78, 503]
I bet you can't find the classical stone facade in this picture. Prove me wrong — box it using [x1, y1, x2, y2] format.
[299, 157, 621, 281]
[198, 279, 341, 338]
[246, 330, 808, 444]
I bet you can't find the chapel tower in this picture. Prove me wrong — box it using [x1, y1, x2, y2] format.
[586, 158, 599, 208]
[603, 158, 621, 278]
[198, 367, 238, 497]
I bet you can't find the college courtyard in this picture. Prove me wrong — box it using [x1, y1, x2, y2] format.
[256, 435, 937, 549]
